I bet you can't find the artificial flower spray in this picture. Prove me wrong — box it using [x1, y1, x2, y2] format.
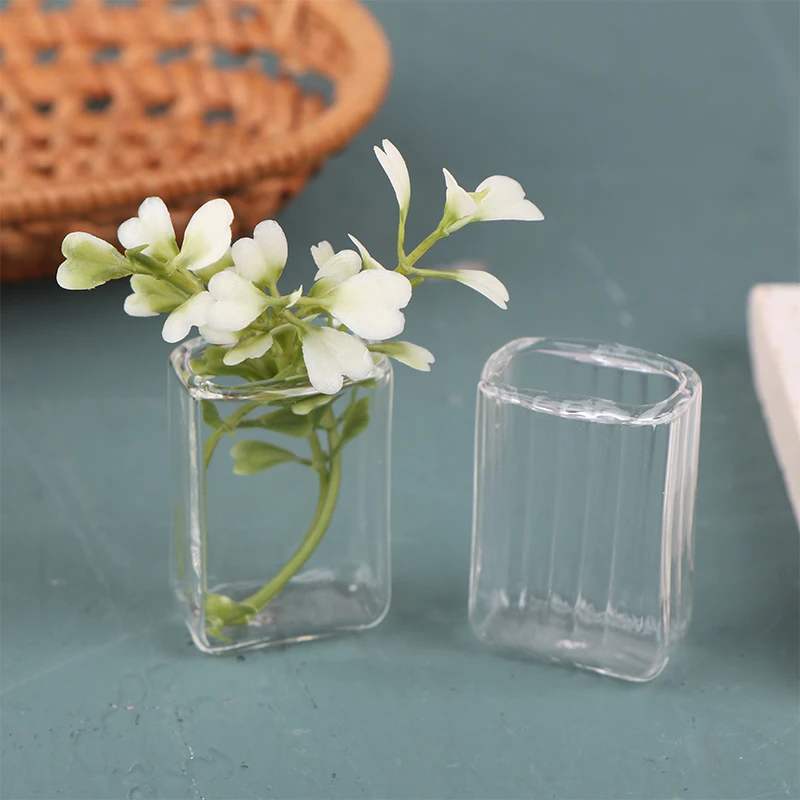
[58, 140, 543, 651]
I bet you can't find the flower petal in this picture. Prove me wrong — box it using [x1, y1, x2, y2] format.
[127, 274, 187, 313]
[443, 168, 478, 231]
[374, 139, 411, 214]
[302, 327, 373, 395]
[473, 176, 544, 222]
[475, 175, 526, 204]
[117, 197, 179, 261]
[116, 217, 148, 252]
[123, 293, 159, 317]
[231, 237, 269, 285]
[223, 332, 274, 365]
[285, 286, 304, 306]
[447, 269, 509, 309]
[487, 198, 545, 221]
[348, 235, 386, 270]
[173, 198, 234, 272]
[314, 249, 361, 283]
[326, 270, 412, 340]
[252, 219, 288, 282]
[139, 196, 179, 258]
[162, 292, 214, 342]
[199, 325, 239, 345]
[205, 269, 269, 332]
[311, 241, 335, 269]
[369, 341, 435, 371]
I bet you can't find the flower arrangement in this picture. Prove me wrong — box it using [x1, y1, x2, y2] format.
[57, 140, 542, 644]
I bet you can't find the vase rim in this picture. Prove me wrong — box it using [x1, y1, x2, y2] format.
[169, 337, 391, 400]
[479, 337, 701, 427]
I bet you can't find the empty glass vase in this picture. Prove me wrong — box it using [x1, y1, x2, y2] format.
[169, 338, 393, 654]
[470, 338, 702, 681]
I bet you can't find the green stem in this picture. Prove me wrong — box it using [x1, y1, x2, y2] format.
[397, 209, 408, 262]
[307, 429, 328, 473]
[127, 250, 204, 295]
[168, 267, 205, 295]
[239, 426, 342, 612]
[398, 227, 444, 274]
[201, 400, 355, 635]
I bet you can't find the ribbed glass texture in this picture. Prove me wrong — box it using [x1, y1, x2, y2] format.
[470, 338, 702, 681]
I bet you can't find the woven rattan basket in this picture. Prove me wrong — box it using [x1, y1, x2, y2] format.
[0, 0, 391, 282]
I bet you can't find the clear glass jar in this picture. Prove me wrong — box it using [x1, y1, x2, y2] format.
[169, 338, 393, 654]
[470, 338, 702, 681]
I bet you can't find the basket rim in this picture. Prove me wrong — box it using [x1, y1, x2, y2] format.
[0, 0, 391, 224]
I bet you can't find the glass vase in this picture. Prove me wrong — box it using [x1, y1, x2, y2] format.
[169, 338, 392, 654]
[470, 338, 702, 681]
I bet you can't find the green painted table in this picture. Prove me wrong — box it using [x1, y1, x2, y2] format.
[2, 2, 798, 798]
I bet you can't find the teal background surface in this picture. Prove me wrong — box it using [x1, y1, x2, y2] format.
[2, 1, 799, 797]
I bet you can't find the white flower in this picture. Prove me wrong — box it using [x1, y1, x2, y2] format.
[56, 232, 131, 290]
[414, 267, 509, 309]
[447, 269, 509, 309]
[311, 240, 335, 269]
[231, 220, 287, 287]
[223, 332, 274, 366]
[442, 169, 478, 225]
[284, 286, 304, 307]
[313, 247, 361, 284]
[123, 275, 186, 317]
[374, 139, 411, 216]
[117, 197, 179, 262]
[123, 294, 157, 318]
[204, 269, 270, 332]
[301, 327, 374, 395]
[473, 176, 544, 222]
[322, 270, 412, 340]
[442, 172, 544, 232]
[199, 326, 239, 345]
[368, 341, 435, 371]
[348, 235, 386, 270]
[171, 198, 235, 273]
[162, 292, 214, 343]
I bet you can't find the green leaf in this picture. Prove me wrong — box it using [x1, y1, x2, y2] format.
[338, 396, 371, 447]
[292, 394, 335, 416]
[56, 232, 131, 290]
[230, 439, 301, 475]
[201, 400, 224, 430]
[239, 407, 312, 438]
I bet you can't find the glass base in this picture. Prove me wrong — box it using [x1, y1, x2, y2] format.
[184, 576, 390, 655]
[471, 593, 669, 682]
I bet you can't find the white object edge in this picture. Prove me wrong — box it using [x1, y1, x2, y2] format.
[747, 283, 800, 529]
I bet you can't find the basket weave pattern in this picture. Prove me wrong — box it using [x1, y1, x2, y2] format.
[0, 0, 391, 281]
